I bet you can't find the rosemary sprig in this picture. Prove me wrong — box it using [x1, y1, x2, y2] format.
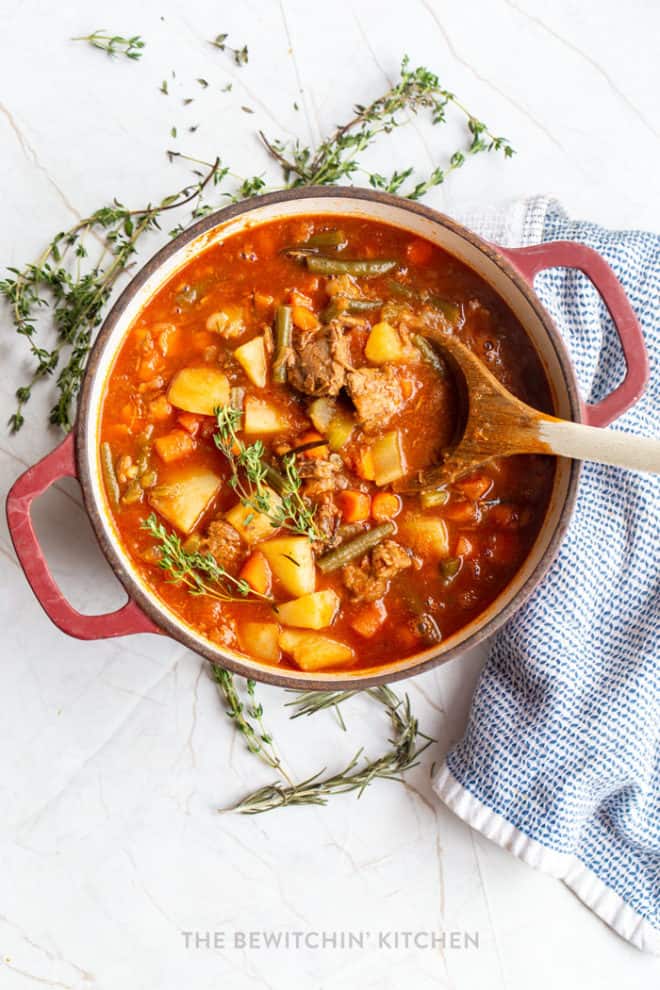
[211, 667, 292, 785]
[72, 30, 145, 60]
[214, 406, 324, 542]
[1, 158, 224, 432]
[211, 33, 248, 66]
[259, 55, 513, 197]
[142, 513, 273, 603]
[226, 687, 433, 814]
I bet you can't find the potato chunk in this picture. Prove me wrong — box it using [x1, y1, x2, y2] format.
[276, 589, 340, 630]
[260, 537, 316, 597]
[398, 514, 449, 557]
[238, 622, 281, 663]
[148, 467, 222, 534]
[167, 367, 230, 416]
[365, 321, 415, 364]
[243, 397, 289, 434]
[371, 430, 407, 486]
[233, 336, 268, 388]
[224, 488, 281, 544]
[278, 630, 354, 671]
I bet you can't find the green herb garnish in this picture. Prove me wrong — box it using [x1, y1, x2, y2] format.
[213, 406, 324, 542]
[142, 513, 272, 603]
[72, 30, 145, 60]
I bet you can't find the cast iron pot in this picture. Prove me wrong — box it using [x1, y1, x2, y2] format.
[6, 188, 649, 688]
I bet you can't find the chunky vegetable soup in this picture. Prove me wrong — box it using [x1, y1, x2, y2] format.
[99, 215, 555, 672]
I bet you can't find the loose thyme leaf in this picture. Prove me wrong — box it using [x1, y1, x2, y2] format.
[211, 33, 249, 67]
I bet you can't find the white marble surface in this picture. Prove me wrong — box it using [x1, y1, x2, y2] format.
[1, 1, 658, 987]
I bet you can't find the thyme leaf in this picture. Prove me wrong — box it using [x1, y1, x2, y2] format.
[211, 33, 248, 66]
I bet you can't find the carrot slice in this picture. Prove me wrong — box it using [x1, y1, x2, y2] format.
[355, 447, 376, 481]
[291, 305, 320, 331]
[297, 430, 329, 459]
[154, 430, 195, 463]
[337, 490, 371, 524]
[372, 492, 401, 521]
[239, 551, 272, 596]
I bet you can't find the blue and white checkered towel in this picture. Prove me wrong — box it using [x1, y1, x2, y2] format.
[433, 197, 660, 954]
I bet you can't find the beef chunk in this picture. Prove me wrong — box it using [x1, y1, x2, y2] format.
[287, 326, 351, 397]
[342, 539, 412, 603]
[346, 365, 408, 433]
[312, 494, 342, 550]
[199, 519, 243, 573]
[297, 454, 349, 497]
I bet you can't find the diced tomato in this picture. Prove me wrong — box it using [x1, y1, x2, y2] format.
[350, 600, 387, 638]
[443, 499, 478, 523]
[405, 239, 434, 266]
[457, 473, 493, 501]
[177, 412, 202, 436]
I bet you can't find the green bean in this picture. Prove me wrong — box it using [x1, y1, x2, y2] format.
[412, 333, 446, 375]
[305, 229, 348, 249]
[264, 464, 288, 495]
[305, 257, 397, 278]
[101, 442, 120, 506]
[317, 522, 394, 573]
[428, 294, 461, 324]
[419, 486, 449, 509]
[321, 297, 383, 323]
[272, 305, 292, 384]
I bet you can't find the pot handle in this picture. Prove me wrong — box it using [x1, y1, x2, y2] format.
[498, 241, 649, 427]
[6, 433, 160, 640]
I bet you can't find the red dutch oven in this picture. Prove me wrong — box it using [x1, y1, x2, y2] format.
[5, 189, 649, 688]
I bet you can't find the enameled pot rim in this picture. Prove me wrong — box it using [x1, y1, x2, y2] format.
[75, 186, 582, 689]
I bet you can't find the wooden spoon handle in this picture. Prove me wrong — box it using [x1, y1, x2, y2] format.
[539, 418, 660, 474]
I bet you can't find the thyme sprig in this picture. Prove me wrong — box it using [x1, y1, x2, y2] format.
[214, 406, 324, 542]
[142, 513, 273, 603]
[1, 157, 224, 432]
[72, 30, 145, 60]
[226, 687, 433, 814]
[259, 55, 513, 198]
[212, 667, 293, 785]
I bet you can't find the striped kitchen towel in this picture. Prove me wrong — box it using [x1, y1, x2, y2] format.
[433, 197, 660, 954]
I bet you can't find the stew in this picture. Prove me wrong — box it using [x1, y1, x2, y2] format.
[99, 215, 555, 672]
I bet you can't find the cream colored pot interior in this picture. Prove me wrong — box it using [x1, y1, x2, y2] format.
[83, 196, 573, 683]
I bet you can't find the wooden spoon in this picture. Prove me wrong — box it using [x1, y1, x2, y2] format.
[410, 333, 660, 489]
